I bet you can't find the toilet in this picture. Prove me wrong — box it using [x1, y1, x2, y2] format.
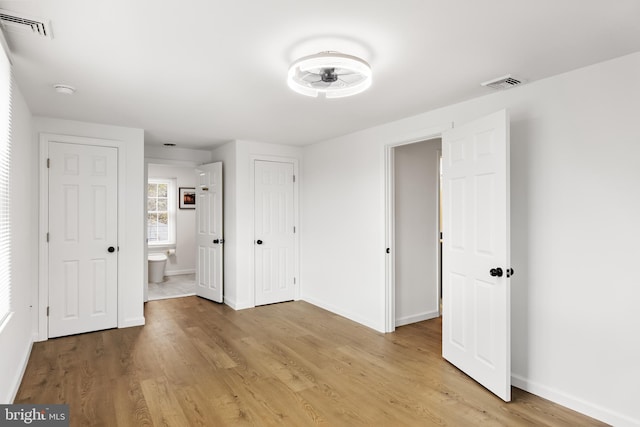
[148, 253, 167, 283]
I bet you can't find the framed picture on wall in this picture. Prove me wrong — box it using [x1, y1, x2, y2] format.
[179, 187, 196, 209]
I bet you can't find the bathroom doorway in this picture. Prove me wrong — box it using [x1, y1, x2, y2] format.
[145, 162, 198, 301]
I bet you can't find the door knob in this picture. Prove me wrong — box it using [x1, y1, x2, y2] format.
[213, 239, 219, 244]
[256, 240, 263, 245]
[108, 246, 115, 253]
[489, 267, 503, 277]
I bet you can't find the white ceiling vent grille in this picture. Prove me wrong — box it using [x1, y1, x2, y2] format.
[481, 74, 525, 90]
[0, 9, 51, 38]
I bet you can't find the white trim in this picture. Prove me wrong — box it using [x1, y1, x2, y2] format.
[249, 155, 300, 307]
[147, 293, 195, 301]
[119, 316, 145, 328]
[395, 310, 440, 327]
[164, 268, 195, 276]
[383, 146, 395, 332]
[302, 296, 383, 333]
[147, 177, 177, 246]
[0, 28, 12, 65]
[7, 334, 32, 403]
[38, 133, 129, 341]
[223, 296, 252, 310]
[145, 157, 200, 167]
[383, 123, 453, 333]
[512, 375, 638, 427]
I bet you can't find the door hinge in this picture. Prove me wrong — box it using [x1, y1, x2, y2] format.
[293, 226, 296, 234]
[46, 232, 49, 242]
[293, 175, 296, 183]
[46, 158, 50, 168]
[46, 306, 49, 317]
[294, 277, 296, 285]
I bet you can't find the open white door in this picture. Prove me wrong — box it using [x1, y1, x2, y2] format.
[195, 162, 223, 303]
[442, 110, 511, 401]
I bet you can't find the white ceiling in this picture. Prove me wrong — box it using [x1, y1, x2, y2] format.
[1, 0, 639, 149]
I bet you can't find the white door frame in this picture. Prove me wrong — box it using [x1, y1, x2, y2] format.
[384, 123, 452, 333]
[38, 133, 128, 341]
[143, 157, 199, 302]
[249, 155, 300, 306]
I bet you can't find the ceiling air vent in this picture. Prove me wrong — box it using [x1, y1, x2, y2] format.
[481, 74, 525, 90]
[0, 9, 51, 38]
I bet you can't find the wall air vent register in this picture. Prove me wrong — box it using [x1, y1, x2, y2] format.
[0, 9, 51, 38]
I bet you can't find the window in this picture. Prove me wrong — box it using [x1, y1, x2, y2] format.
[0, 39, 12, 325]
[147, 179, 176, 246]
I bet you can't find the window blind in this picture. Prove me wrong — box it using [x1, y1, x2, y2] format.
[0, 38, 12, 325]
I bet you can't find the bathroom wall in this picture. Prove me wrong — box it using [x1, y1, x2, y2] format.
[147, 163, 197, 275]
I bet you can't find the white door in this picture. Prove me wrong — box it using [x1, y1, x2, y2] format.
[441, 110, 512, 401]
[195, 162, 223, 302]
[254, 160, 295, 306]
[48, 142, 118, 338]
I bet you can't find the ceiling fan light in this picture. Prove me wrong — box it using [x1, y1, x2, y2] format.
[287, 52, 372, 98]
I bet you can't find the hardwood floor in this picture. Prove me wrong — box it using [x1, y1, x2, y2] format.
[16, 297, 606, 426]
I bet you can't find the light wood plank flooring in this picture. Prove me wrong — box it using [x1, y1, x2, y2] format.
[16, 297, 607, 426]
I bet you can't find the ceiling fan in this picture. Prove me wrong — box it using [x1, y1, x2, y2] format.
[287, 51, 372, 98]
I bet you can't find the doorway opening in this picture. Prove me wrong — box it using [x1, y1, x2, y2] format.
[145, 162, 198, 301]
[391, 138, 442, 328]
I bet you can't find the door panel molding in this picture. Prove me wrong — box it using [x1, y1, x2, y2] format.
[441, 110, 511, 401]
[250, 155, 299, 307]
[195, 162, 223, 303]
[38, 133, 127, 341]
[47, 141, 118, 337]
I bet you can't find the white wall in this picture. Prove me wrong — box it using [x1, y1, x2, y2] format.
[34, 117, 145, 333]
[394, 139, 440, 326]
[301, 52, 640, 426]
[0, 81, 36, 403]
[145, 145, 213, 164]
[148, 164, 196, 275]
[212, 140, 302, 309]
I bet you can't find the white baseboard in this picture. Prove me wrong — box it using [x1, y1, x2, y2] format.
[120, 316, 145, 328]
[395, 310, 439, 327]
[9, 337, 33, 403]
[165, 269, 195, 276]
[223, 297, 253, 310]
[148, 293, 195, 301]
[301, 296, 384, 332]
[512, 374, 639, 427]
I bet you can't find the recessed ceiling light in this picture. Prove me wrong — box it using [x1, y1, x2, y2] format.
[287, 51, 372, 98]
[53, 84, 75, 95]
[163, 143, 176, 147]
